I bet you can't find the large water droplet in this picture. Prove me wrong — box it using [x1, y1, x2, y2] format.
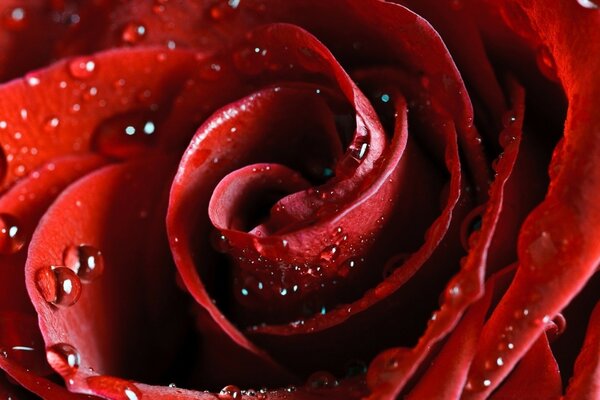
[307, 371, 338, 389]
[46, 343, 80, 376]
[68, 57, 96, 80]
[63, 244, 104, 282]
[121, 22, 147, 45]
[92, 111, 158, 158]
[218, 384, 242, 399]
[577, 0, 599, 8]
[0, 213, 26, 254]
[86, 376, 142, 400]
[35, 266, 82, 307]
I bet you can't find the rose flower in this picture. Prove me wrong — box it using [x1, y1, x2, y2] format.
[0, 0, 598, 399]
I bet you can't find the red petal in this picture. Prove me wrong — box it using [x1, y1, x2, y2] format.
[490, 332, 562, 400]
[24, 157, 195, 395]
[564, 300, 600, 400]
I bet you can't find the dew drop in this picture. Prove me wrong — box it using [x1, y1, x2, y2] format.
[536, 46, 559, 82]
[63, 244, 104, 282]
[44, 116, 60, 132]
[92, 111, 158, 158]
[218, 384, 241, 399]
[382, 253, 409, 279]
[86, 376, 142, 400]
[307, 371, 337, 389]
[233, 45, 268, 75]
[0, 213, 26, 254]
[46, 343, 80, 376]
[209, 0, 241, 20]
[344, 359, 368, 377]
[68, 57, 96, 80]
[25, 73, 41, 87]
[121, 22, 146, 45]
[577, 0, 599, 8]
[35, 266, 82, 307]
[3, 7, 27, 30]
[319, 245, 339, 263]
[210, 230, 231, 253]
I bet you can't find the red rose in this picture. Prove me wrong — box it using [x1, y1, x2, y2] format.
[0, 0, 598, 399]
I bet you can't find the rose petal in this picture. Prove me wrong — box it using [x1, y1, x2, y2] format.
[490, 332, 562, 400]
[0, 47, 200, 190]
[24, 157, 196, 395]
[564, 300, 600, 400]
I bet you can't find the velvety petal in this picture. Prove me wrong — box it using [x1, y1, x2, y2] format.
[364, 77, 525, 399]
[463, 1, 600, 397]
[0, 155, 106, 315]
[24, 157, 194, 396]
[0, 47, 201, 191]
[490, 332, 562, 400]
[564, 300, 600, 400]
[0, 0, 82, 82]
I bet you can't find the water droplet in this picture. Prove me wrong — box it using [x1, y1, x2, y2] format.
[319, 245, 339, 263]
[0, 213, 26, 254]
[536, 46, 559, 82]
[209, 0, 241, 20]
[35, 266, 82, 307]
[3, 7, 27, 30]
[460, 205, 484, 250]
[86, 376, 142, 400]
[577, 0, 599, 9]
[233, 45, 268, 75]
[121, 22, 146, 45]
[307, 371, 337, 389]
[43, 116, 60, 132]
[25, 73, 41, 87]
[344, 359, 368, 377]
[63, 244, 104, 282]
[68, 57, 96, 80]
[210, 231, 231, 253]
[382, 253, 409, 278]
[46, 343, 80, 376]
[92, 111, 158, 158]
[218, 385, 241, 399]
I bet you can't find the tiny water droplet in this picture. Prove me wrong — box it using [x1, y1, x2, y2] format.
[307, 371, 337, 389]
[536, 46, 559, 82]
[209, 0, 241, 20]
[218, 384, 241, 399]
[121, 22, 146, 45]
[44, 116, 60, 132]
[46, 343, 80, 376]
[319, 245, 339, 263]
[344, 359, 367, 377]
[210, 231, 231, 253]
[86, 376, 142, 400]
[233, 45, 268, 75]
[3, 7, 27, 30]
[63, 244, 104, 282]
[35, 266, 82, 307]
[25, 74, 41, 87]
[68, 57, 96, 80]
[577, 0, 599, 9]
[0, 213, 26, 254]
